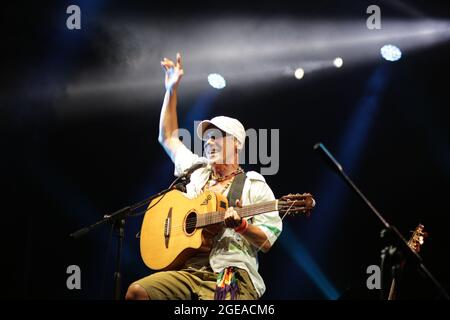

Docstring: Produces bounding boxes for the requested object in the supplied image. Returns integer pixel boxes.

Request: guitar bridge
[164,208,172,248]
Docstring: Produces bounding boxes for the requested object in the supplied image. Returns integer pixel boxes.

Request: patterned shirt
[171,143,282,297]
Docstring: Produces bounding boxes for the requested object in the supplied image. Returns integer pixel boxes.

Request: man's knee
[125,284,150,300]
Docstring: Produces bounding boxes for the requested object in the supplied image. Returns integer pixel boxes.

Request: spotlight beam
[58,17,450,115]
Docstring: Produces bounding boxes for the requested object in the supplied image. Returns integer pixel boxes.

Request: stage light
[64,18,450,111]
[207,73,226,89]
[294,68,305,79]
[380,44,402,61]
[333,57,343,68]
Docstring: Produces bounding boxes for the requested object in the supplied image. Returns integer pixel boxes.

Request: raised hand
[161,52,184,91]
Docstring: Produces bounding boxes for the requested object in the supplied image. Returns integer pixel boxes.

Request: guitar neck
[196,200,278,228]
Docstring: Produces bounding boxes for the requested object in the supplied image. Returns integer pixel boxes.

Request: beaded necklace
[210,167,244,183]
[205,167,244,194]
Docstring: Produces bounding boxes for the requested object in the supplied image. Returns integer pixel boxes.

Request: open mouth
[206,147,220,156]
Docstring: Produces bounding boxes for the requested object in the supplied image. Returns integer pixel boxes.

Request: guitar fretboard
[195,200,278,228]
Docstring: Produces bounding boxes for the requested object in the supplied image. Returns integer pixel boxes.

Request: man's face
[203,126,237,165]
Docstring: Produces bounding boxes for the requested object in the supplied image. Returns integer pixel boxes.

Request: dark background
[2,0,450,299]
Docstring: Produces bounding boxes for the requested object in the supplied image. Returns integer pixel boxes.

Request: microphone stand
[314,142,449,300]
[69,172,191,300]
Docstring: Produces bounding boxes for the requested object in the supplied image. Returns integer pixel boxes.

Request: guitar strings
[131,200,277,218]
[135,202,280,234]
[133,201,304,234]
[134,203,304,233]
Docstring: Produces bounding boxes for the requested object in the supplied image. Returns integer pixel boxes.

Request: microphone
[172,160,209,192]
[313,142,343,174]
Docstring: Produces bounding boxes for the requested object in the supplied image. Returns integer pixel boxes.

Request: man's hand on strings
[224,200,243,228]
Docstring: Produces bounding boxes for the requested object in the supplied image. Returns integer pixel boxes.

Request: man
[125,53,282,300]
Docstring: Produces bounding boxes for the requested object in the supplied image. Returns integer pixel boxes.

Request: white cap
[197,116,246,149]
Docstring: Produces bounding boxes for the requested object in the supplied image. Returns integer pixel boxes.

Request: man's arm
[224,178,283,253]
[158,53,185,160]
[240,222,273,253]
[224,200,274,253]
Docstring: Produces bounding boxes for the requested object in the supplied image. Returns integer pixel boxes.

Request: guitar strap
[226,172,246,208]
[226,172,255,223]
[215,171,248,300]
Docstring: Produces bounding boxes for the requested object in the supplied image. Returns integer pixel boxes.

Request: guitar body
[140,189,228,271]
[139,189,315,271]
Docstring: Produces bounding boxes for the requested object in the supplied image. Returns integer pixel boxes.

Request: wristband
[234,218,248,234]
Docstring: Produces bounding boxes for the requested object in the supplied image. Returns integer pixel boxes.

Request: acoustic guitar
[140,189,315,271]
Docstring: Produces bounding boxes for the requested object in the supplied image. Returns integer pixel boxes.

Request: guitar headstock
[279,193,315,217]
[408,224,428,253]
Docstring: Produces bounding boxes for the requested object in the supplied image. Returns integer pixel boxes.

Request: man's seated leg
[125,283,150,300]
[125,270,200,300]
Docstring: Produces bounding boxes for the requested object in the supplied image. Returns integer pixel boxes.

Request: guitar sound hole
[185,211,197,235]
